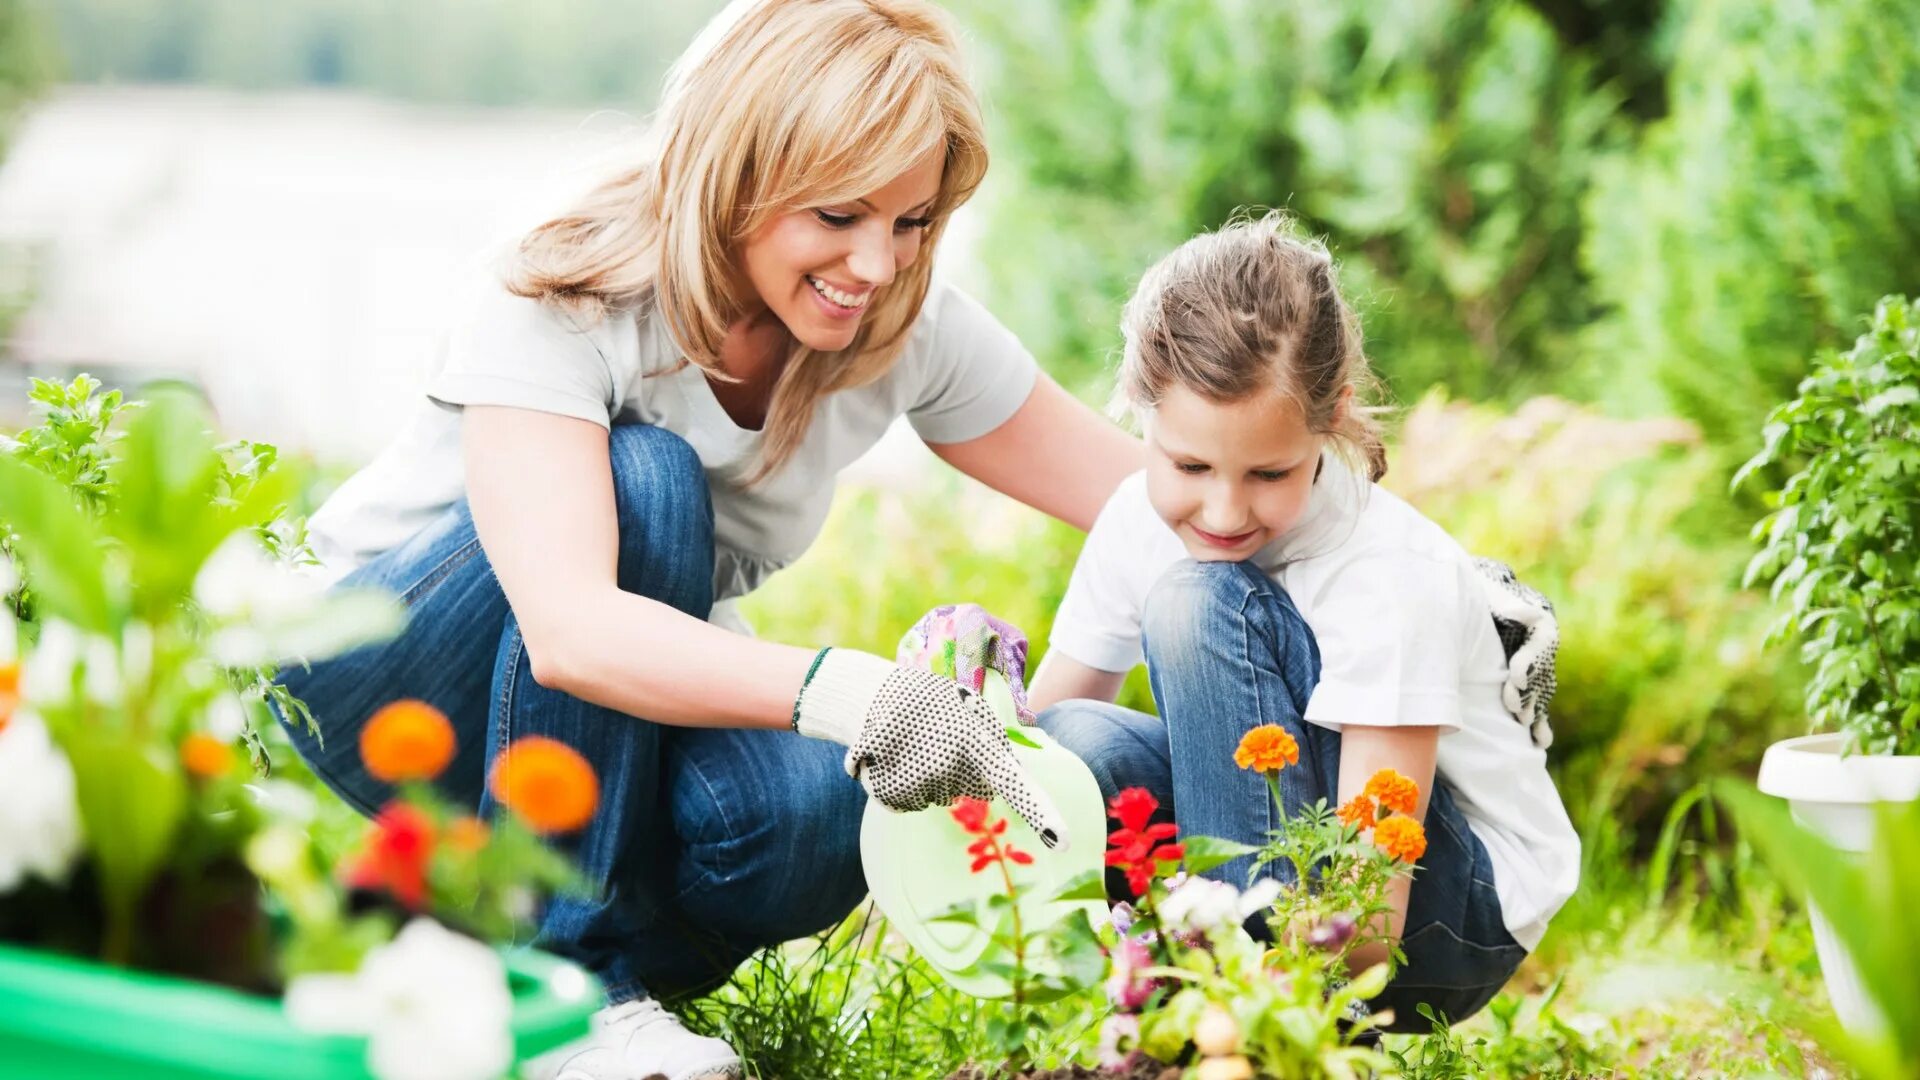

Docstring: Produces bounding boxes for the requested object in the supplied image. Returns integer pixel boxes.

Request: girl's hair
[1117,211,1389,481]
[506,0,988,479]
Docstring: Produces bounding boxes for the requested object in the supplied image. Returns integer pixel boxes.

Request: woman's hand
[793,648,1068,849]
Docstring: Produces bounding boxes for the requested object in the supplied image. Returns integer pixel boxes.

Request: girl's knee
[1142,559,1314,676]
[1037,700,1171,803]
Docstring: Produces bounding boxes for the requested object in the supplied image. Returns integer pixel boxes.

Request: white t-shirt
[307,277,1039,628]
[1048,455,1580,950]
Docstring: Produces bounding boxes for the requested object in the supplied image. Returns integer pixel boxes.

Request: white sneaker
[530,998,742,1080]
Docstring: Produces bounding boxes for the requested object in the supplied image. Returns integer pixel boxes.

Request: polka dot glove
[793,648,1068,850]
[1472,557,1559,750]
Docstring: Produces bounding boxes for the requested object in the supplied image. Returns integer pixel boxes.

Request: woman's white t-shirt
[1048,455,1580,950]
[307,277,1039,628]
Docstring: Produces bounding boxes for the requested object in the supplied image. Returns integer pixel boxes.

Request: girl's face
[1143,382,1329,562]
[737,150,945,353]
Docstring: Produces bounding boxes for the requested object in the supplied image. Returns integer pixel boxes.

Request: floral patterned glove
[895,603,1036,724]
[1472,557,1559,749]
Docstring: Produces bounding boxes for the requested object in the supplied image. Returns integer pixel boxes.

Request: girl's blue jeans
[275,424,869,1004]
[1038,559,1526,1031]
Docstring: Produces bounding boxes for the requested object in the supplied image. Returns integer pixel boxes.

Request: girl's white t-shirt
[1048,455,1580,950]
[307,277,1039,629]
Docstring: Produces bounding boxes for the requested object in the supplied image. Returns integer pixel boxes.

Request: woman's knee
[606,424,715,618]
[668,730,868,942]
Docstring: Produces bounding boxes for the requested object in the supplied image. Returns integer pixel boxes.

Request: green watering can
[858,671,1109,998]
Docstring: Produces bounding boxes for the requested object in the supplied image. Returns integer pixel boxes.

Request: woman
[279,2,1140,1078]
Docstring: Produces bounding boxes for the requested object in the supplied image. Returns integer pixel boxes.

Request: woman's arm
[461,405,813,728]
[1027,651,1127,714]
[928,374,1143,531]
[1335,723,1442,973]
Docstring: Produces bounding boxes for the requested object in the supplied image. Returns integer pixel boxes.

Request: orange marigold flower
[181,732,235,779]
[360,700,456,783]
[1363,769,1420,816]
[446,816,491,854]
[1373,815,1427,863]
[489,736,599,834]
[0,660,19,730]
[1336,794,1376,831]
[1232,725,1300,773]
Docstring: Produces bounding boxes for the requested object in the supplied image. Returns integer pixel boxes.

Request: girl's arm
[928,373,1143,531]
[1335,723,1442,973]
[1027,651,1127,714]
[462,404,813,728]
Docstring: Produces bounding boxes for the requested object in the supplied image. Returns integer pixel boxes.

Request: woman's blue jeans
[276,424,869,1004]
[1038,559,1525,1031]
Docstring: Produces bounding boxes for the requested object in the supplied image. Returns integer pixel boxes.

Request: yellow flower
[1373,815,1428,863]
[1363,768,1420,816]
[489,737,599,834]
[1195,1055,1254,1080]
[1232,725,1299,773]
[360,700,456,783]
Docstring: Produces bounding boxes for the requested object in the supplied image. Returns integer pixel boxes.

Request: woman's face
[738,150,945,352]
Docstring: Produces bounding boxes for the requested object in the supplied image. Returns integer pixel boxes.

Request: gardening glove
[792,647,1068,850]
[895,602,1036,724]
[1472,557,1558,750]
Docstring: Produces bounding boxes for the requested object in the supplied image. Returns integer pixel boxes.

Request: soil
[944,1056,1181,1080]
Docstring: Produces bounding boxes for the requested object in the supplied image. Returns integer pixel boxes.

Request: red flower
[1104,787,1183,897]
[951,797,1034,876]
[345,801,437,909]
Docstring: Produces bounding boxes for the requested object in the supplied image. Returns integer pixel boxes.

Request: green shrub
[1580,0,1920,445]
[953,0,1617,402]
[1736,296,1920,756]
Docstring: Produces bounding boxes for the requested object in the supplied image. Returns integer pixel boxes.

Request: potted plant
[1737,295,1920,1032]
[0,379,599,1078]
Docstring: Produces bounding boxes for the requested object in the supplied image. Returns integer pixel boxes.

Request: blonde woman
[276,1,1140,1078]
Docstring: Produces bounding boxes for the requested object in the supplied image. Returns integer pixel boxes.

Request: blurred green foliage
[37,0,724,107]
[1582,0,1920,445]
[954,0,1622,403]
[955,0,1920,457]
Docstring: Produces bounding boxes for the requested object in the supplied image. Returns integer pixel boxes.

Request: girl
[282,2,1136,1077]
[1029,213,1580,1028]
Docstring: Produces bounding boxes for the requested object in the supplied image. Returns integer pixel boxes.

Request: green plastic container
[0,941,598,1079]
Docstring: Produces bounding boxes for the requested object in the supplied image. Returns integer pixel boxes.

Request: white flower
[1159,875,1284,935]
[22,619,120,706]
[286,918,514,1080]
[195,534,321,624]
[0,711,84,893]
[205,693,250,741]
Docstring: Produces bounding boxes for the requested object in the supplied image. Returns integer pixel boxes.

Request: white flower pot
[1755,732,1920,1033]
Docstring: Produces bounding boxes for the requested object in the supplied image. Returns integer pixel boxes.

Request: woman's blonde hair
[1117,211,1390,480]
[507,0,988,479]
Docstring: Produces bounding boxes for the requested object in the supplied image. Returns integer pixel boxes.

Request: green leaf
[1180,835,1259,875]
[1049,869,1109,902]
[63,731,187,960]
[1005,725,1042,750]
[0,456,117,631]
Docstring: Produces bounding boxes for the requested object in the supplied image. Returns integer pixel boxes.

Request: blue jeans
[276,424,869,1004]
[1038,559,1524,1030]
